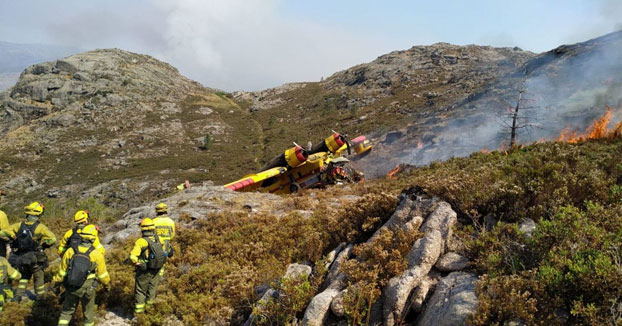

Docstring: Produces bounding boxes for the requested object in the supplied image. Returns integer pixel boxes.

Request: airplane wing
[224,166,288,191]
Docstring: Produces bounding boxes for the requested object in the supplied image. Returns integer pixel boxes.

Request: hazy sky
[1,0,620,91]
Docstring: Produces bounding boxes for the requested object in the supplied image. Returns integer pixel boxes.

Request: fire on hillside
[557,107,622,143]
[385,107,622,179]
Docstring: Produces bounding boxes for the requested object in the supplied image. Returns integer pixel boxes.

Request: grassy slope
[3,137,621,325]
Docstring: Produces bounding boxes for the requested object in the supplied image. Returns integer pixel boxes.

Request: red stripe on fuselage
[226,178,255,191]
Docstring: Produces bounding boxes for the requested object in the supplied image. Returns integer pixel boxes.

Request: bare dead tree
[500,79,540,147]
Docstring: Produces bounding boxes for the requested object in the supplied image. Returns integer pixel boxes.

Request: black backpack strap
[29,220,40,233]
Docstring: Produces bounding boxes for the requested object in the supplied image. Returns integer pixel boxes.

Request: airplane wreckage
[225,132,372,194]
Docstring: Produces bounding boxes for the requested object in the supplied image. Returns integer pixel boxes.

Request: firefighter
[153,203,175,255]
[53,224,110,326]
[0,202,56,300]
[0,209,9,258]
[130,218,167,314]
[58,210,105,257]
[0,255,21,312]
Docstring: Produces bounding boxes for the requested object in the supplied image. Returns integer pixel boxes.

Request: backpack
[68,226,83,251]
[144,235,166,270]
[12,221,40,253]
[65,246,95,289]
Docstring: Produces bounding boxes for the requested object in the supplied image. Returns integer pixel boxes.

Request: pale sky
[1,0,620,91]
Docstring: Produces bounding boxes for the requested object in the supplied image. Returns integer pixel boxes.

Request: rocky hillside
[235,43,534,165]
[0,49,264,211]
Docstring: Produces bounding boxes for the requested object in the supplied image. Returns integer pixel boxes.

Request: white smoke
[42,0,390,91]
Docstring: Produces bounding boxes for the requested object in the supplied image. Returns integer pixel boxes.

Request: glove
[137,262,147,271]
[167,247,174,258]
[42,242,53,249]
[103,284,111,292]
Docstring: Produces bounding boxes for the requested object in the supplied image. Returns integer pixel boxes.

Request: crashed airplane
[224,133,372,194]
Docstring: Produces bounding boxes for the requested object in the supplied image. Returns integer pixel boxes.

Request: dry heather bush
[341,228,421,324]
[89,192,398,325]
[252,266,327,326]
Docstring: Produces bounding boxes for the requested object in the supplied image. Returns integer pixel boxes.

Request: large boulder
[416,272,478,326]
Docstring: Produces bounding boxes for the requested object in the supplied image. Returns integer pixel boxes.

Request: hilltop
[0,49,264,210]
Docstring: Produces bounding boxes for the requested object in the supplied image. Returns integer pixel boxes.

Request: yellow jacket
[0,210,9,230]
[0,256,21,285]
[0,211,9,241]
[153,215,176,246]
[53,244,110,285]
[58,226,105,257]
[129,235,157,265]
[1,219,56,247]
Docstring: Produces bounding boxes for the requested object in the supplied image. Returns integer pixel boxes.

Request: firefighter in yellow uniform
[152,203,175,298]
[53,224,110,326]
[0,210,9,257]
[130,218,167,314]
[0,256,21,312]
[0,202,56,300]
[58,210,105,257]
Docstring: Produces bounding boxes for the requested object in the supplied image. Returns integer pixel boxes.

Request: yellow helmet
[155,203,168,214]
[79,224,98,241]
[74,210,89,224]
[139,218,155,231]
[24,201,45,216]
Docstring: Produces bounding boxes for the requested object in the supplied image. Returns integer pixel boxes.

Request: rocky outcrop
[416,272,478,326]
[295,191,469,326]
[383,198,457,326]
[292,188,476,326]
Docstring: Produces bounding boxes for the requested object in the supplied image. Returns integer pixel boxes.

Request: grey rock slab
[302,288,341,326]
[416,272,478,326]
[383,230,443,326]
[435,252,469,272]
[284,263,312,279]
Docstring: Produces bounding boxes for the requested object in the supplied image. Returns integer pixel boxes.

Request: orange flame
[417,141,423,149]
[480,148,490,154]
[557,107,621,143]
[387,164,404,179]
